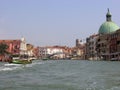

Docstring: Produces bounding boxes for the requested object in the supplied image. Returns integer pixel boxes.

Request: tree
[0,43,9,55]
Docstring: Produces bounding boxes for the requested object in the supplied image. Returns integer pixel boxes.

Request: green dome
[98,9,120,34]
[99,21,119,34]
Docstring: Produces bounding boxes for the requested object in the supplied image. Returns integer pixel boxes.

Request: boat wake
[4,63,22,67]
[25,60,45,67]
[0,63,23,71]
[0,67,19,71]
[0,60,45,71]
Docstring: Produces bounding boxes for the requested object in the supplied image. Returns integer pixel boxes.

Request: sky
[0,0,120,47]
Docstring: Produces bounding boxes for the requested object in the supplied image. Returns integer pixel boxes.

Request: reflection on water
[0,60,120,90]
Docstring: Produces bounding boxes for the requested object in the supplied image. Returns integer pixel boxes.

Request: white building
[39,46,65,59]
[20,37,27,55]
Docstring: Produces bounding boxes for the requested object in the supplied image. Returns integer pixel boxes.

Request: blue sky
[0,0,120,47]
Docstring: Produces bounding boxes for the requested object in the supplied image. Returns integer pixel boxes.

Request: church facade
[96,9,120,60]
[85,9,120,60]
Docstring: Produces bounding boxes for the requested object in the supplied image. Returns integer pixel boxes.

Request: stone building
[116,30,120,54]
[96,34,109,60]
[86,34,98,60]
[108,29,120,60]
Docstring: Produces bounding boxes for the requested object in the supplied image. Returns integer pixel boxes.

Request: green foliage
[0,43,9,55]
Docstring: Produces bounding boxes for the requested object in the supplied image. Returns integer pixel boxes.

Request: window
[117,41,120,45]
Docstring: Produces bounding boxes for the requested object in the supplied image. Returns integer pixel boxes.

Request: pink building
[0,40,21,55]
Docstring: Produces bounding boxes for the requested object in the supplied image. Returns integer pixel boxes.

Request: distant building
[39,46,64,59]
[71,39,85,60]
[33,47,39,59]
[39,47,47,59]
[76,39,80,47]
[39,46,71,59]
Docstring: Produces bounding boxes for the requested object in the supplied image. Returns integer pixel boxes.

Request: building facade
[20,37,27,55]
[96,34,109,60]
[0,40,21,55]
[39,46,65,59]
[85,34,98,60]
[70,39,85,60]
[108,29,120,60]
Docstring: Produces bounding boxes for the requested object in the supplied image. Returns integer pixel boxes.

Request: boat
[9,59,32,64]
[42,58,49,60]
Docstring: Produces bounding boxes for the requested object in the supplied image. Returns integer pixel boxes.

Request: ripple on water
[1,60,120,90]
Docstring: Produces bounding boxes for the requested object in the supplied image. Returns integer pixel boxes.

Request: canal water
[0,60,120,90]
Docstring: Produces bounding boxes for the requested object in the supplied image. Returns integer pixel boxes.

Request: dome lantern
[106,8,112,21]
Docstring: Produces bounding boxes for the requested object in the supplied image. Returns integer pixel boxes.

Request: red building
[109,29,120,60]
[0,40,21,55]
